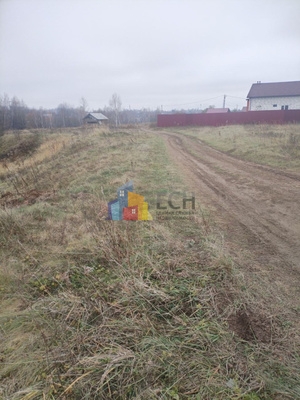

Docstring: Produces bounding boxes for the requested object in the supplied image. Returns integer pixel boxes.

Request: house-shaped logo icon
[108,181,152,221]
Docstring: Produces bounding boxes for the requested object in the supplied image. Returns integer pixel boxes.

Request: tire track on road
[157,130,300,309]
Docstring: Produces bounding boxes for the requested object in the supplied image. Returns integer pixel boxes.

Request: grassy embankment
[167,124,300,171]
[0,126,299,399]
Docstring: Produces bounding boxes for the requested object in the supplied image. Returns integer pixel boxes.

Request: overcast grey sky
[0,0,299,111]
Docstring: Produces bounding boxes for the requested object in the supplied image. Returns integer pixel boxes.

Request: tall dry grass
[0,126,299,399]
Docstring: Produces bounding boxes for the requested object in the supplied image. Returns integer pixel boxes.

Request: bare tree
[79,97,88,124]
[0,93,11,134]
[109,93,122,126]
[0,92,160,132]
[79,97,88,113]
[10,96,27,130]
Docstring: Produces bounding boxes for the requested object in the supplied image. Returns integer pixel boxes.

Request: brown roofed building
[206,108,230,113]
[246,81,300,111]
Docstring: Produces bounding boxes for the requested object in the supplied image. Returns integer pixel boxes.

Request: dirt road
[160,130,300,311]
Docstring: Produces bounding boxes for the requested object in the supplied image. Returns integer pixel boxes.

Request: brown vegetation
[0,125,299,399]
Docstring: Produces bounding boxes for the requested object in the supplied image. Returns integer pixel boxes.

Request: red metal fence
[157,109,300,127]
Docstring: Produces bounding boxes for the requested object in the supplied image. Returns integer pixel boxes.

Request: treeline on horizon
[0,93,161,134]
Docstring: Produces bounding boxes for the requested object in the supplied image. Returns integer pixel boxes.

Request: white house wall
[249,96,300,111]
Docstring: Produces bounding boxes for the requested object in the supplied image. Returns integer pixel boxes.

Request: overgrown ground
[0,126,299,399]
[166,124,300,171]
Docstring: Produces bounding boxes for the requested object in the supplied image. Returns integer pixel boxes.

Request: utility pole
[223,94,227,108]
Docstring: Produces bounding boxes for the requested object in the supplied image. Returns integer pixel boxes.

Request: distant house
[206,108,230,113]
[83,112,108,124]
[246,81,300,111]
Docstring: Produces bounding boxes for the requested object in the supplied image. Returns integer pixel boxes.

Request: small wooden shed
[83,112,108,124]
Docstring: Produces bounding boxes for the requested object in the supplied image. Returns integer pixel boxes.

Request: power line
[162,94,247,109]
[163,95,223,108]
[226,95,247,100]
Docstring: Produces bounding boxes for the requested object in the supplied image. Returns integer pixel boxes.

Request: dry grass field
[0,125,299,399]
[168,124,300,171]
